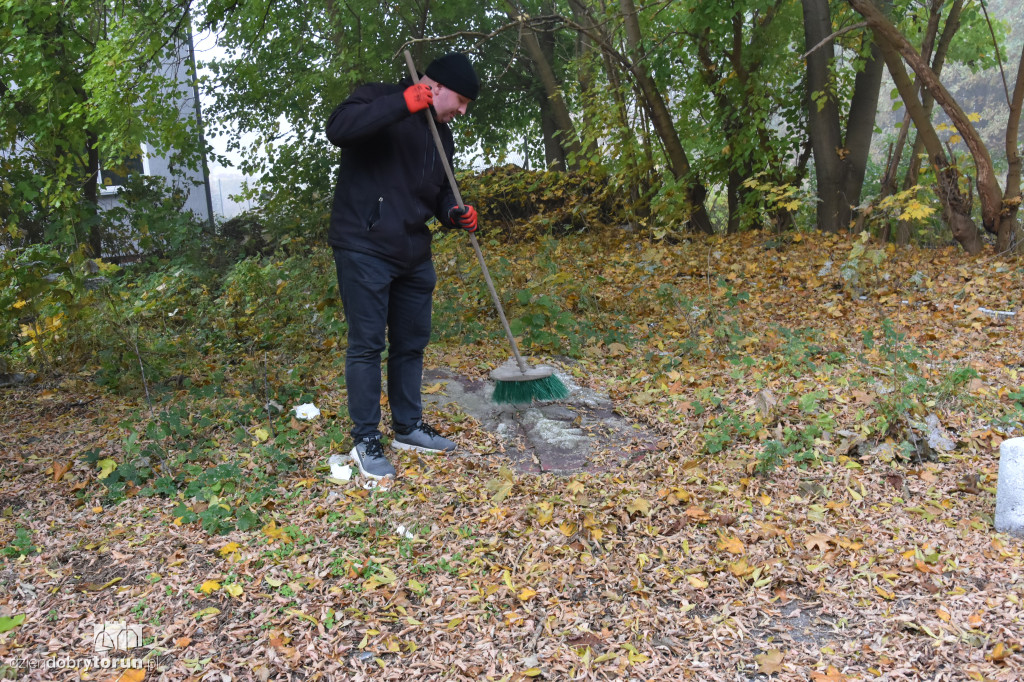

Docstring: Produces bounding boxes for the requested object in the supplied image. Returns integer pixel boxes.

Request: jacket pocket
[366,196,384,231]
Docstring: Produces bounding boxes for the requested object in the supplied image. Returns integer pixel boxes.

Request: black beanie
[425,52,480,101]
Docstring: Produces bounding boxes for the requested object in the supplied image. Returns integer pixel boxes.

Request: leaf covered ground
[1,230,1024,681]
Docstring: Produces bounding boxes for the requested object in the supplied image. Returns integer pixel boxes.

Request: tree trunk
[538,97,567,171]
[997,47,1024,253]
[900,0,963,192]
[619,0,714,234]
[849,0,1002,237]
[84,131,103,257]
[873,28,981,253]
[514,7,582,171]
[842,39,885,220]
[880,0,944,200]
[802,0,882,233]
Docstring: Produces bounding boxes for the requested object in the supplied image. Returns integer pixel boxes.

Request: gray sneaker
[393,421,456,453]
[349,436,396,480]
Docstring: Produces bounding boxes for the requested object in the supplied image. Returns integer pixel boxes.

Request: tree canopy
[2,0,1022,252]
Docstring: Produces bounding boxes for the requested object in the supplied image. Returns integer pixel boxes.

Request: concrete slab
[421,366,664,474]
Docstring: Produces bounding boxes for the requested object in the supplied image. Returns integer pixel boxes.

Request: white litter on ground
[294,403,321,420]
[327,454,352,481]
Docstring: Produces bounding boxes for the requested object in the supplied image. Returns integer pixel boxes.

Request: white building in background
[98,25,214,235]
[209,172,255,220]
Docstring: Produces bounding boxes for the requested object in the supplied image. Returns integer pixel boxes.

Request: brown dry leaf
[804,533,833,552]
[810,666,847,681]
[684,506,709,521]
[52,460,72,482]
[755,649,785,674]
[174,637,192,648]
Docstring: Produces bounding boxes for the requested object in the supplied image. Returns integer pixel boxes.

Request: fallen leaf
[219,542,242,557]
[804,533,833,552]
[96,458,117,480]
[988,642,1011,662]
[755,649,785,674]
[53,460,72,482]
[0,614,25,633]
[718,535,745,555]
[200,580,221,595]
[687,574,708,589]
[626,498,651,516]
[518,587,537,601]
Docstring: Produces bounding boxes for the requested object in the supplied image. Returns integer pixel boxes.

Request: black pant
[333,248,436,441]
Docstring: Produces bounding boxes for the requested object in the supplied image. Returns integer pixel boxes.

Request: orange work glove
[448,205,478,232]
[403,83,433,113]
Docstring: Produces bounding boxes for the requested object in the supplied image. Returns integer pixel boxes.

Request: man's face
[431,84,471,123]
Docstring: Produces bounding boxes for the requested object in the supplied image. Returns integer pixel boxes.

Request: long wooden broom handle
[403,50,529,375]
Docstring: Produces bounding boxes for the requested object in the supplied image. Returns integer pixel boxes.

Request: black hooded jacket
[325,79,458,268]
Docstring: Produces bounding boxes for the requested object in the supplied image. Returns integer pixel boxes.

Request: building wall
[98,30,213,226]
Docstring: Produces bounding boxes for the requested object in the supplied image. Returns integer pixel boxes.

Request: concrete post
[995,437,1024,538]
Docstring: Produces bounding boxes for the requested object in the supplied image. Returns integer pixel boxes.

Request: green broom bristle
[492,374,570,404]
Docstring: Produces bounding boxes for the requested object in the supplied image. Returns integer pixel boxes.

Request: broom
[403,50,569,404]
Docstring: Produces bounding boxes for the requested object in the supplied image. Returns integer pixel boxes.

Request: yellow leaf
[224,583,244,598]
[262,521,292,543]
[874,585,895,601]
[115,669,146,682]
[626,498,651,516]
[718,535,745,555]
[687,575,708,589]
[96,458,118,480]
[518,587,537,601]
[200,580,221,595]
[423,382,447,394]
[559,521,578,537]
[219,542,242,557]
[193,607,220,619]
[254,427,269,443]
[11,300,28,310]
[729,558,753,577]
[988,642,1010,662]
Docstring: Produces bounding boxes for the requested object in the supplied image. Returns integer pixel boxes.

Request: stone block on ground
[995,437,1024,538]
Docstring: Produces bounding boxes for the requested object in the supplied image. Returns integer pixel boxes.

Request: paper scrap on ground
[294,403,320,420]
[328,455,352,481]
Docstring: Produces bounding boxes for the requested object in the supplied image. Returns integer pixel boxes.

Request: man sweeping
[325,52,481,481]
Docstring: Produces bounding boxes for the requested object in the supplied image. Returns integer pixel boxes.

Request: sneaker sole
[349,450,396,480]
[392,440,456,454]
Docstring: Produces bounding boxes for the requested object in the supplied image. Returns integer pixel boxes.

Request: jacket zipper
[368,196,383,230]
